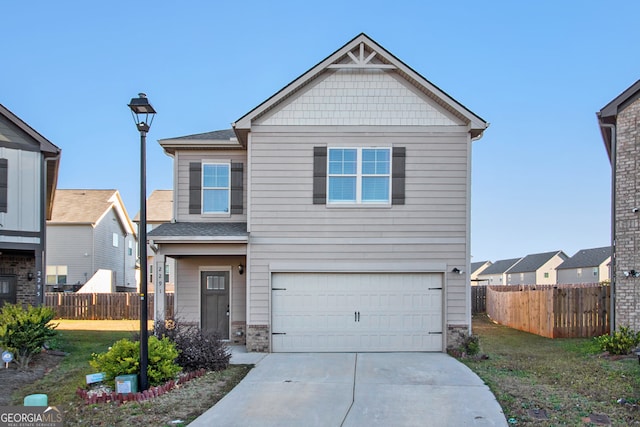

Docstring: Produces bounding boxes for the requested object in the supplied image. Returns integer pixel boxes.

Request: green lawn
[13,330,131,405]
[465,315,640,425]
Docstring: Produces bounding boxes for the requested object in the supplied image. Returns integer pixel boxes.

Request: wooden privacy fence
[45,292,174,320]
[486,284,609,338]
[471,285,487,314]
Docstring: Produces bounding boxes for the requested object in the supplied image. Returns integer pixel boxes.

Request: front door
[201,271,230,339]
[0,275,17,307]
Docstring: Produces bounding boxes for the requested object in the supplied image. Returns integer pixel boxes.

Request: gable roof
[597,79,640,161]
[158,129,240,154]
[479,258,522,275]
[506,250,567,274]
[49,189,135,236]
[557,246,611,270]
[0,103,61,220]
[233,33,488,145]
[471,261,491,274]
[134,189,173,223]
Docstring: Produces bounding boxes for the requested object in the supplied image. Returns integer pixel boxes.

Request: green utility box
[24,394,48,406]
[115,374,138,394]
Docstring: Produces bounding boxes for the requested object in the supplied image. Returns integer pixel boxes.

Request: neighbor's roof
[471,261,491,274]
[597,79,640,161]
[506,250,567,274]
[479,258,522,275]
[233,33,488,145]
[49,189,135,236]
[148,222,248,240]
[557,246,611,270]
[134,190,173,223]
[158,129,241,154]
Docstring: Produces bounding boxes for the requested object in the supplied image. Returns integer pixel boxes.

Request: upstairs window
[202,163,230,214]
[327,148,391,204]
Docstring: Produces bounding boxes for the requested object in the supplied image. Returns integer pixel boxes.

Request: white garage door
[271,272,443,352]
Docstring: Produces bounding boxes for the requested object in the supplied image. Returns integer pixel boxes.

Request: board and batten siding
[0,147,41,243]
[247,126,470,326]
[174,150,247,222]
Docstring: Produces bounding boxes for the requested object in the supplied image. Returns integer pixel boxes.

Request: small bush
[462,334,481,356]
[90,336,182,387]
[595,326,640,355]
[154,318,231,372]
[0,303,58,369]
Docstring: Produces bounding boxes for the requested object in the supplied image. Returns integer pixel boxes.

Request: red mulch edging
[76,368,207,405]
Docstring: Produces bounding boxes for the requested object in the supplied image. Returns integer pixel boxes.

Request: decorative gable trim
[233,33,487,142]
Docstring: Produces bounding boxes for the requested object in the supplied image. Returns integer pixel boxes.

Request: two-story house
[556,246,611,285]
[598,80,640,331]
[149,34,488,352]
[0,104,60,306]
[134,189,175,292]
[505,250,567,285]
[475,258,522,286]
[46,189,137,292]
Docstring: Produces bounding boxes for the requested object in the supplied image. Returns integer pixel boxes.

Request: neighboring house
[476,258,522,286]
[149,33,488,352]
[133,189,175,292]
[598,80,640,331]
[505,250,567,285]
[46,189,137,292]
[0,104,60,307]
[470,261,492,284]
[556,246,611,285]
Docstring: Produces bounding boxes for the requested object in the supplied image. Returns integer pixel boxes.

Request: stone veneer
[246,325,270,352]
[446,324,470,351]
[614,97,640,330]
[231,321,246,345]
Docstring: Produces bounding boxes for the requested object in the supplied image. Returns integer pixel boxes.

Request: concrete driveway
[190,353,507,427]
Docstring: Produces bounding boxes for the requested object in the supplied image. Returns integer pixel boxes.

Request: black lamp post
[128,93,156,391]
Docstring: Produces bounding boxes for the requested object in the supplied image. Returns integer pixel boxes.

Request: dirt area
[0,351,65,405]
[54,319,153,331]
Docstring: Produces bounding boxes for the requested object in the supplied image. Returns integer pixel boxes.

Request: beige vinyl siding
[247,126,469,325]
[174,150,247,222]
[174,256,246,327]
[46,225,93,284]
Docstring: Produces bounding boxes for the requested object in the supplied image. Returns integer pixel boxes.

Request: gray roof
[557,246,611,270]
[506,251,567,274]
[479,258,522,275]
[148,222,247,237]
[163,129,236,141]
[471,261,490,274]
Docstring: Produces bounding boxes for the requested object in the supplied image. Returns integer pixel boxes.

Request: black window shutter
[230,162,243,214]
[0,159,7,213]
[392,147,405,205]
[313,147,327,204]
[188,162,201,214]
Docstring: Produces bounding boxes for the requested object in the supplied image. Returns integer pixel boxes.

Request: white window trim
[201,162,231,215]
[327,147,392,205]
[112,233,118,247]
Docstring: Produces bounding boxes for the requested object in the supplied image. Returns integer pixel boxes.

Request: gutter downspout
[601,122,616,334]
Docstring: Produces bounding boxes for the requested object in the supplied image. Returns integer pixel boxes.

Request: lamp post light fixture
[128,93,156,391]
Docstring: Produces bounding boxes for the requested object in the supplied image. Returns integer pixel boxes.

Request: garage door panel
[272,273,443,352]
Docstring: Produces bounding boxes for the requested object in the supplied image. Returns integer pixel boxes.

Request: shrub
[0,303,58,369]
[90,336,182,387]
[595,326,640,355]
[154,318,231,372]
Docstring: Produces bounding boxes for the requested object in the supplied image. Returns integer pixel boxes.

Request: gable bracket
[329,42,396,70]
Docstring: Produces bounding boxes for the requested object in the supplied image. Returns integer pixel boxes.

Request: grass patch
[10,330,251,426]
[464,315,640,425]
[12,330,131,405]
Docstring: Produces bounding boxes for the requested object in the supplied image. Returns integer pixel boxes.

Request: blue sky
[2,1,637,262]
